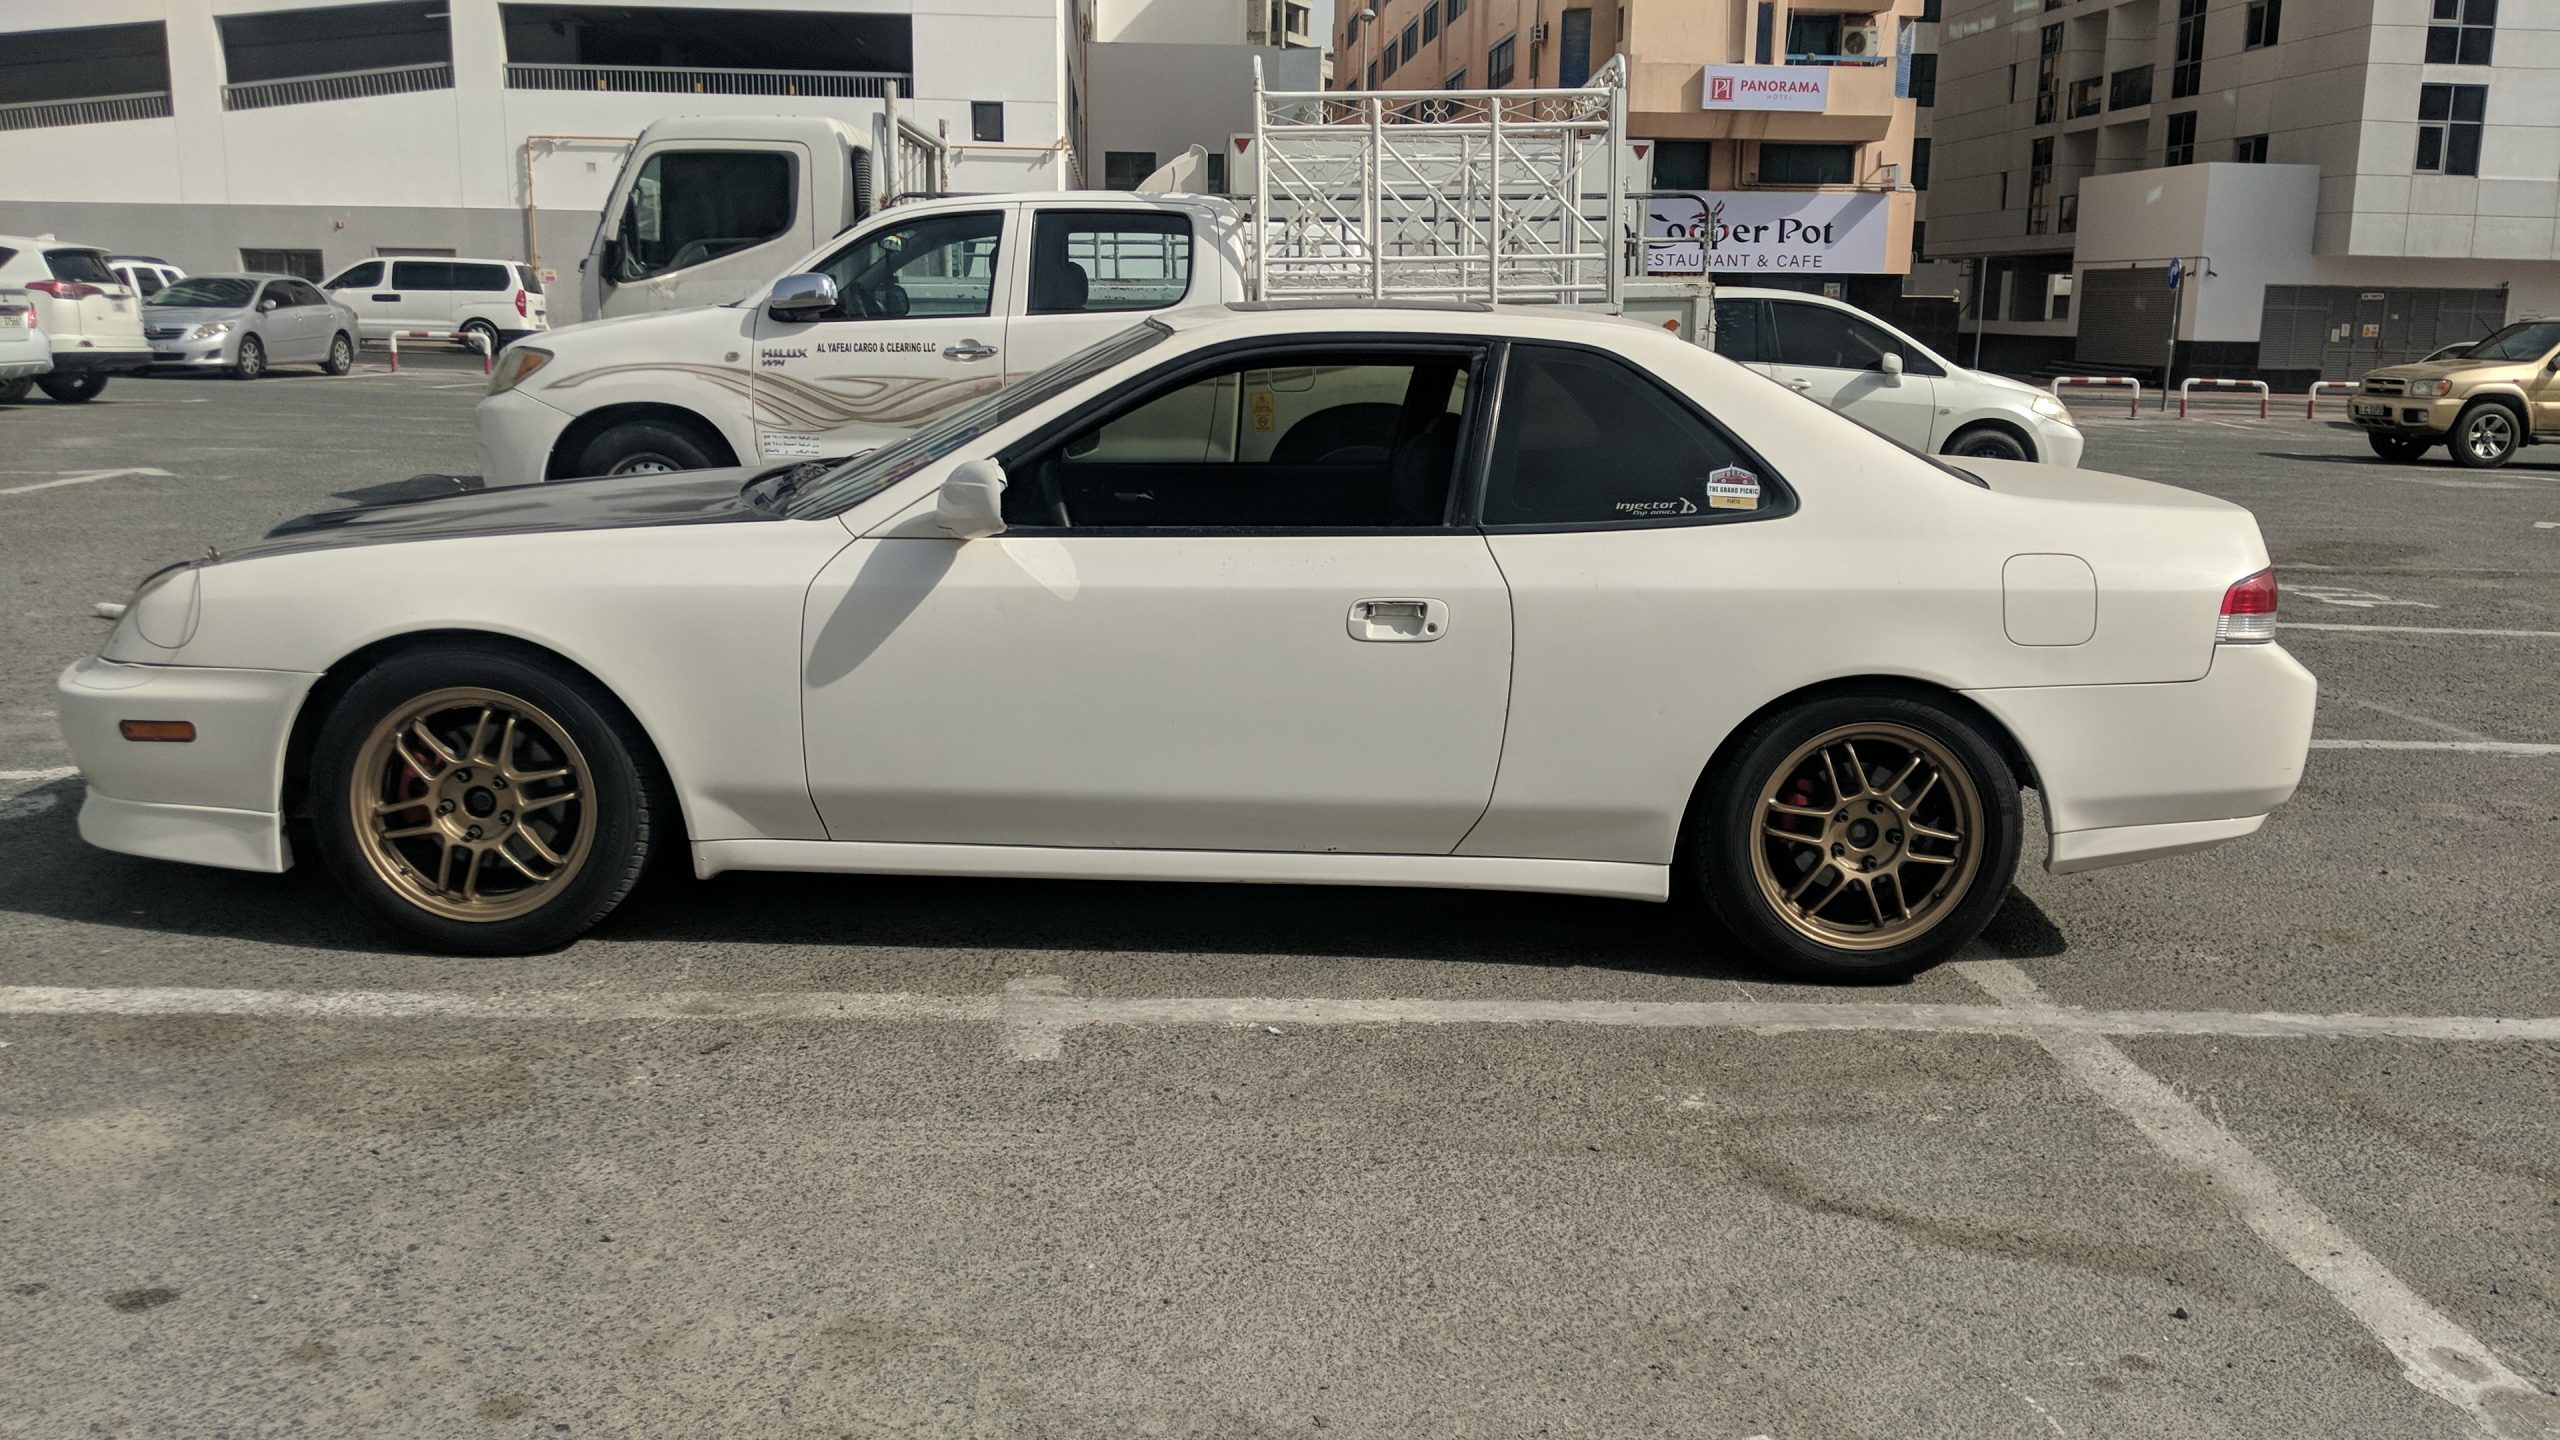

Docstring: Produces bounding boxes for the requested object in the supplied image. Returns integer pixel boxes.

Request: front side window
[1029,211,1191,315]
[615,149,794,283]
[1711,298,1768,363]
[1011,351,1478,530]
[1770,302,1942,376]
[1482,345,1781,528]
[2427,0,2496,64]
[2418,83,2486,175]
[2460,320,2560,362]
[328,260,383,290]
[813,211,1002,320]
[285,279,327,307]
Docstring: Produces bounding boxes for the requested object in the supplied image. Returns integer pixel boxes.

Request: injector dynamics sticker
[1613,496,1698,517]
[760,431,826,458]
[1707,465,1761,510]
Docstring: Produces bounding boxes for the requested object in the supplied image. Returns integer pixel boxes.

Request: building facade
[1928,0,2560,382]
[1329,0,1933,317]
[1087,0,1321,193]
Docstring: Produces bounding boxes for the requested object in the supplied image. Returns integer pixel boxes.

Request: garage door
[2259,286,2509,379]
[2074,267,2175,370]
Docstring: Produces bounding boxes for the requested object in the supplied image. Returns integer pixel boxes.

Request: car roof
[0,235,106,252]
[168,272,297,283]
[109,255,175,265]
[881,191,1237,221]
[362,256,531,266]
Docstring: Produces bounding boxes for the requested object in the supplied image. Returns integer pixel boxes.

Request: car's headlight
[102,561,202,659]
[487,346,554,396]
[2416,379,2455,397]
[2030,393,2073,423]
[189,321,233,340]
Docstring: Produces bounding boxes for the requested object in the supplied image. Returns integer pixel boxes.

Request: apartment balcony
[0,91,172,132]
[223,63,453,112]
[505,63,910,100]
[1633,58,1902,142]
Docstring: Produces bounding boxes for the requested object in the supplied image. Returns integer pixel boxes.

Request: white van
[0,234,153,402]
[321,257,549,351]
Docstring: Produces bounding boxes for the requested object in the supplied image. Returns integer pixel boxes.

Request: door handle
[373,293,400,302]
[1788,378,1813,392]
[1348,598,1446,642]
[944,341,998,361]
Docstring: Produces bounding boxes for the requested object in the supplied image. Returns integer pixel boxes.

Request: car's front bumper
[2348,393,2461,438]
[1964,642,2318,874]
[56,654,318,873]
[477,386,575,488]
[148,337,239,369]
[2032,415,2086,469]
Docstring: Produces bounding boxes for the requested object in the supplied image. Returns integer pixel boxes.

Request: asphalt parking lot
[2,364,2556,1438]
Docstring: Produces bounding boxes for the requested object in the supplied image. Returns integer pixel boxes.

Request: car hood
[2364,357,2514,382]
[221,466,773,563]
[1963,368,2054,402]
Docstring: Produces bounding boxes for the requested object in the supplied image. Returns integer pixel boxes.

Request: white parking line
[0,767,77,784]
[2282,623,2560,639]
[1957,960,2560,1440]
[2312,738,2560,757]
[0,467,173,498]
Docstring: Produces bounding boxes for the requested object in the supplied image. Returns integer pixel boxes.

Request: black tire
[1690,690,2022,983]
[35,371,108,402]
[322,331,355,376]
[1946,426,2030,462]
[2366,433,2431,463]
[308,645,660,954]
[231,335,266,381]
[2449,401,2520,469]
[459,319,501,357]
[0,376,32,403]
[570,418,723,478]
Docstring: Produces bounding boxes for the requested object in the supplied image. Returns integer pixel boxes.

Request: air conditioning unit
[1530,21,1549,43]
[1842,23,1882,59]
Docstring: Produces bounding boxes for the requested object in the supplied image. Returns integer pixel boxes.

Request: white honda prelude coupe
[58,303,2317,980]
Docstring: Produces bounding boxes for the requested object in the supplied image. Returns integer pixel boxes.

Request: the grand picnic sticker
[1706,466,1761,510]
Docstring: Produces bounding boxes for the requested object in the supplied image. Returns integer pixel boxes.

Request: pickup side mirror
[1880,352,1905,384]
[767,272,839,321]
[936,458,1008,540]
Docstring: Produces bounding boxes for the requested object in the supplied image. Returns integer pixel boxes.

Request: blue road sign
[2167,257,2185,290]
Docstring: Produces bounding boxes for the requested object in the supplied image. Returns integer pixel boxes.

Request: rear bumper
[477,387,575,488]
[56,654,315,874]
[0,356,50,378]
[1964,643,2317,874]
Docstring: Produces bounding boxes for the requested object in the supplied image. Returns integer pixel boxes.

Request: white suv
[1711,288,2084,467]
[321,256,550,352]
[0,234,153,402]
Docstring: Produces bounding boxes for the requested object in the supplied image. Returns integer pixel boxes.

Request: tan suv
[2353,318,2560,468]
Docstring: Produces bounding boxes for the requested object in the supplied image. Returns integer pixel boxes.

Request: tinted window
[451,262,512,291]
[46,249,117,284]
[1770,302,1940,375]
[1482,345,1776,527]
[393,260,456,290]
[814,211,1001,320]
[1712,298,1768,363]
[151,277,257,307]
[283,279,327,306]
[328,260,383,290]
[516,263,544,295]
[616,149,793,282]
[2463,320,2560,362]
[122,265,167,297]
[1029,211,1191,315]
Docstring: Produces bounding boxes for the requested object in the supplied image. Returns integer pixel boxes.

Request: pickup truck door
[745,205,1016,464]
[1001,205,1204,380]
[592,142,817,320]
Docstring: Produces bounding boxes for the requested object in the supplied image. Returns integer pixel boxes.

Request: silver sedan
[144,273,358,379]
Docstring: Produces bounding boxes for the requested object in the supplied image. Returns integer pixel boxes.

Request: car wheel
[460,319,500,357]
[2450,402,2520,469]
[310,646,659,954]
[322,331,356,376]
[231,335,266,381]
[35,371,108,402]
[1946,426,2030,462]
[571,419,722,478]
[2366,433,2431,463]
[1692,692,2022,983]
[0,377,32,403]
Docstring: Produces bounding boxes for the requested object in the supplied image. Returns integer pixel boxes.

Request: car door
[746,206,1014,463]
[385,260,454,336]
[323,260,384,337]
[798,340,1513,855]
[1764,298,1941,449]
[270,280,325,359]
[2533,338,2560,437]
[1002,206,1199,380]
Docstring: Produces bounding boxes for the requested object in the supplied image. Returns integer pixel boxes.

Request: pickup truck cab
[483,192,1237,485]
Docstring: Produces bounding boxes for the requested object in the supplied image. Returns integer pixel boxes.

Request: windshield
[2460,320,2560,362]
[151,277,258,308]
[783,321,1173,519]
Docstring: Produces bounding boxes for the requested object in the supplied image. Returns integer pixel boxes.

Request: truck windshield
[2459,320,2560,362]
[783,321,1172,519]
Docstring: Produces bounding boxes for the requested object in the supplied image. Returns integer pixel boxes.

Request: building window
[2417,83,2486,175]
[1558,9,1592,87]
[1754,2,1775,64]
[1206,151,1227,193]
[1654,139,1710,189]
[1908,51,1936,107]
[1909,137,1931,191]
[1366,60,1378,89]
[1103,151,1157,190]
[1998,171,2009,209]
[1381,35,1398,78]
[1786,11,1840,61]
[1445,68,1466,89]
[2244,0,2282,48]
[2058,193,2078,233]
[1758,142,1855,186]
[1446,0,1466,17]
[2233,133,2268,163]
[2172,0,2204,99]
[1401,21,1417,62]
[241,247,324,281]
[970,101,1002,142]
[1910,219,1926,261]
[2026,135,2053,233]
[1487,33,1515,87]
[2165,110,2197,165]
[2034,23,2061,125]
[1423,2,1439,42]
[2427,0,2495,65]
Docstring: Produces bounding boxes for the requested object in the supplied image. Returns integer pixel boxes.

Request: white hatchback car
[320,256,550,352]
[1712,288,2085,466]
[0,234,152,402]
[58,303,2313,980]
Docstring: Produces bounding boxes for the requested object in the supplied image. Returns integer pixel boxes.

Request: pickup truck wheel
[572,419,721,478]
[2451,402,2520,469]
[2366,433,2430,463]
[36,372,108,402]
[1946,425,2029,462]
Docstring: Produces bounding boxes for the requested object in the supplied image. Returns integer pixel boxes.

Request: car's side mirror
[1881,352,1905,384]
[767,273,839,321]
[936,458,1008,541]
[258,297,281,312]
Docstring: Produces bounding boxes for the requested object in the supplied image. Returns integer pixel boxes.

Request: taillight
[26,280,102,300]
[514,288,528,317]
[2217,567,2278,644]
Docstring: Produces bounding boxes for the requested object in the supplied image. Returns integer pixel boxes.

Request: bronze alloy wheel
[1749,722,1985,952]
[349,686,597,922]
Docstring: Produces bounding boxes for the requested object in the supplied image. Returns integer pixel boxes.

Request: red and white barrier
[2179,377,2269,419]
[2307,380,2359,418]
[386,329,492,374]
[2048,375,2143,418]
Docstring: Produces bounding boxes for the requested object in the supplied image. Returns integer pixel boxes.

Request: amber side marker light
[119,720,196,742]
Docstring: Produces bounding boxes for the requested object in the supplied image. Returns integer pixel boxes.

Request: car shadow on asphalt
[0,777,2071,985]
[2260,451,2560,472]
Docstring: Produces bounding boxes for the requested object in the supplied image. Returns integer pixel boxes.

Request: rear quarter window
[47,249,118,285]
[1482,343,1791,528]
[516,264,544,295]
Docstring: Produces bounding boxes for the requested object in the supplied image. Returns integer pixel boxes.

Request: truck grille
[2361,377,2405,396]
